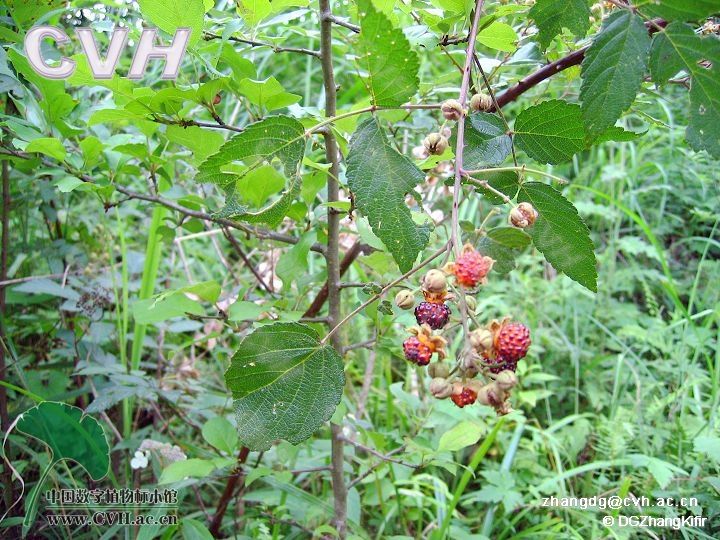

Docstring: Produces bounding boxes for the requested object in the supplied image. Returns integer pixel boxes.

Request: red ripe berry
[452,247,493,288]
[414,302,451,330]
[403,336,432,366]
[451,387,478,408]
[494,322,531,363]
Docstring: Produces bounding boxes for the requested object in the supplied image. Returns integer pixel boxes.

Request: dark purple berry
[414,302,450,330]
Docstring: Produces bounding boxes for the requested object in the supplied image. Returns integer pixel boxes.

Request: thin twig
[204,32,321,57]
[341,438,418,469]
[221,227,275,294]
[326,14,360,33]
[320,243,449,346]
[347,445,409,489]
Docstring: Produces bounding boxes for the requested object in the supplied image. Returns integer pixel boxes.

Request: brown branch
[209,446,250,538]
[319,0,348,536]
[302,241,370,318]
[204,32,321,58]
[492,18,667,111]
[326,15,360,33]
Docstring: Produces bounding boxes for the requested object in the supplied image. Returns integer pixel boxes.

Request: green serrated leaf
[224,323,344,451]
[591,126,646,146]
[514,100,585,164]
[529,0,591,49]
[486,227,532,249]
[166,125,224,164]
[638,0,720,22]
[471,170,520,204]
[195,116,305,221]
[6,0,65,28]
[346,119,431,272]
[649,22,720,157]
[455,113,512,168]
[517,182,597,291]
[238,77,302,111]
[236,0,272,25]
[580,11,650,136]
[437,421,484,452]
[476,22,518,52]
[357,0,420,105]
[137,0,205,46]
[25,137,66,161]
[477,236,517,275]
[202,417,238,454]
[378,300,394,315]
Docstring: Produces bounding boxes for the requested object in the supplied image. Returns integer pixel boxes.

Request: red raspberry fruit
[494,322,530,363]
[451,387,478,408]
[414,302,451,330]
[452,247,493,288]
[403,336,432,366]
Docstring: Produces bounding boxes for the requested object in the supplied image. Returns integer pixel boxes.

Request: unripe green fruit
[428,362,450,378]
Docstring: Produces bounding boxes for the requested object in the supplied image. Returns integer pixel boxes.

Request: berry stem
[463,166,569,185]
[321,243,450,346]
[450,0,486,377]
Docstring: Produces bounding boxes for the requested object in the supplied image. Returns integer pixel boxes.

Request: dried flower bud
[476,384,503,407]
[429,377,453,399]
[466,379,485,394]
[412,145,429,160]
[469,92,493,112]
[428,362,450,379]
[509,202,538,228]
[394,290,415,310]
[441,99,464,121]
[423,133,449,155]
[495,370,518,391]
[469,327,493,353]
[422,269,448,294]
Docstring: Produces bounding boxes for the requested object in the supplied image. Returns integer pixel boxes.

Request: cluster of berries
[394,243,531,415]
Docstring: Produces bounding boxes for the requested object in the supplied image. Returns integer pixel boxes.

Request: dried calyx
[394,289,415,310]
[423,132,449,155]
[509,202,538,228]
[440,99,464,121]
[469,92,492,112]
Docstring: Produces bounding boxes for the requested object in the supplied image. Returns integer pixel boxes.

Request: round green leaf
[16,401,110,480]
[224,322,345,451]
